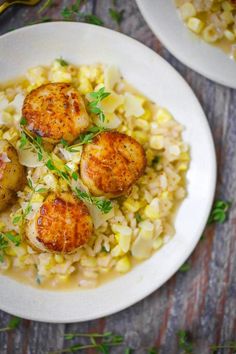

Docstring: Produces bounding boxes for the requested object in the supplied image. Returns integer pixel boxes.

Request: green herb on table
[19,129,112,214]
[210,342,236,353]
[177,330,194,353]
[0,317,21,333]
[38,0,53,14]
[179,262,191,273]
[109,8,124,25]
[208,200,231,224]
[50,331,124,353]
[61,1,103,26]
[88,87,111,122]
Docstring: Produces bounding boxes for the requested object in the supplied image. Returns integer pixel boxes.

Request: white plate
[136,0,236,88]
[0,22,216,323]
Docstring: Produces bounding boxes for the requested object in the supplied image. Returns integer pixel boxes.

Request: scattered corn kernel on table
[0,1,236,353]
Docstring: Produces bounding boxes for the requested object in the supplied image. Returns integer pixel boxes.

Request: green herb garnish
[177,330,193,353]
[61,0,103,26]
[179,262,191,273]
[210,342,236,353]
[208,200,231,224]
[88,87,111,122]
[151,156,160,166]
[38,0,52,14]
[0,317,21,333]
[50,331,123,354]
[109,8,124,25]
[135,213,142,223]
[56,57,69,67]
[0,232,21,262]
[147,348,159,354]
[19,129,112,214]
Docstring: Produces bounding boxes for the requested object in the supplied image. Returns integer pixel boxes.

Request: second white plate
[136,0,236,88]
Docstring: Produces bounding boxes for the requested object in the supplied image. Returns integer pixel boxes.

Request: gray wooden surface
[0,1,236,353]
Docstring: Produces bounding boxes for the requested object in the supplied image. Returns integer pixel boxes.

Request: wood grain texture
[0,0,236,353]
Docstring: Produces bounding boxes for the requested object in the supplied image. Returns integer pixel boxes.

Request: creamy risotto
[175,0,236,59]
[0,60,189,290]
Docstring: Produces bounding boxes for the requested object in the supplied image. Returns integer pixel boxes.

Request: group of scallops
[0,83,147,254]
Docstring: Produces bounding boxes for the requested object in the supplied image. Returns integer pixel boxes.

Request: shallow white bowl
[136,0,236,88]
[0,22,216,323]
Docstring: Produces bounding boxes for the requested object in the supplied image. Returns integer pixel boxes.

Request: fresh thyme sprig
[49,331,124,354]
[38,0,53,14]
[19,127,112,214]
[109,8,125,25]
[0,232,21,262]
[210,342,236,353]
[0,317,21,333]
[208,199,231,224]
[179,262,191,273]
[177,330,194,353]
[61,0,104,26]
[88,87,111,122]
[56,57,69,67]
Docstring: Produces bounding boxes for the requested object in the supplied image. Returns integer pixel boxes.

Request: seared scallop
[22,83,90,143]
[0,140,26,212]
[26,193,93,254]
[80,131,147,198]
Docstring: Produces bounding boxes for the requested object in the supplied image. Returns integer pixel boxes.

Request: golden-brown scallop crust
[34,193,93,253]
[22,83,90,143]
[0,140,26,212]
[80,131,147,198]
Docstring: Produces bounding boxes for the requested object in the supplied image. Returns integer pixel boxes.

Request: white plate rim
[136,0,236,89]
[0,22,217,323]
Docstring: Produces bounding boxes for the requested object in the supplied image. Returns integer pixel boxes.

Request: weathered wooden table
[0,1,236,353]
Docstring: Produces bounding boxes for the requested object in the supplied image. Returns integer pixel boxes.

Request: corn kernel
[144,198,160,221]
[150,135,164,150]
[203,24,220,43]
[132,131,148,144]
[55,255,64,264]
[135,118,150,131]
[155,108,173,123]
[179,2,196,20]
[111,245,124,257]
[30,194,44,203]
[5,247,17,256]
[78,78,93,95]
[118,233,131,253]
[139,220,154,240]
[123,199,141,212]
[153,238,163,250]
[187,17,204,34]
[139,108,152,121]
[224,29,235,41]
[115,256,131,273]
[178,163,188,171]
[220,11,234,25]
[180,152,190,161]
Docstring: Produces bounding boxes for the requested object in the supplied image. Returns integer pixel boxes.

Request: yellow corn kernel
[180,151,190,161]
[59,274,69,281]
[139,220,154,240]
[222,1,234,11]
[55,255,64,264]
[30,194,44,203]
[123,199,141,212]
[161,191,172,200]
[153,238,163,250]
[45,258,55,270]
[111,245,124,257]
[59,178,69,191]
[178,163,188,171]
[78,78,93,95]
[118,233,131,253]
[139,108,152,121]
[115,256,131,273]
[155,108,173,123]
[150,135,164,150]
[144,198,160,221]
[220,11,234,25]
[0,222,5,231]
[132,131,148,144]
[224,29,235,41]
[179,2,196,20]
[3,127,19,142]
[203,24,220,43]
[5,247,17,256]
[135,118,150,131]
[187,17,204,34]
